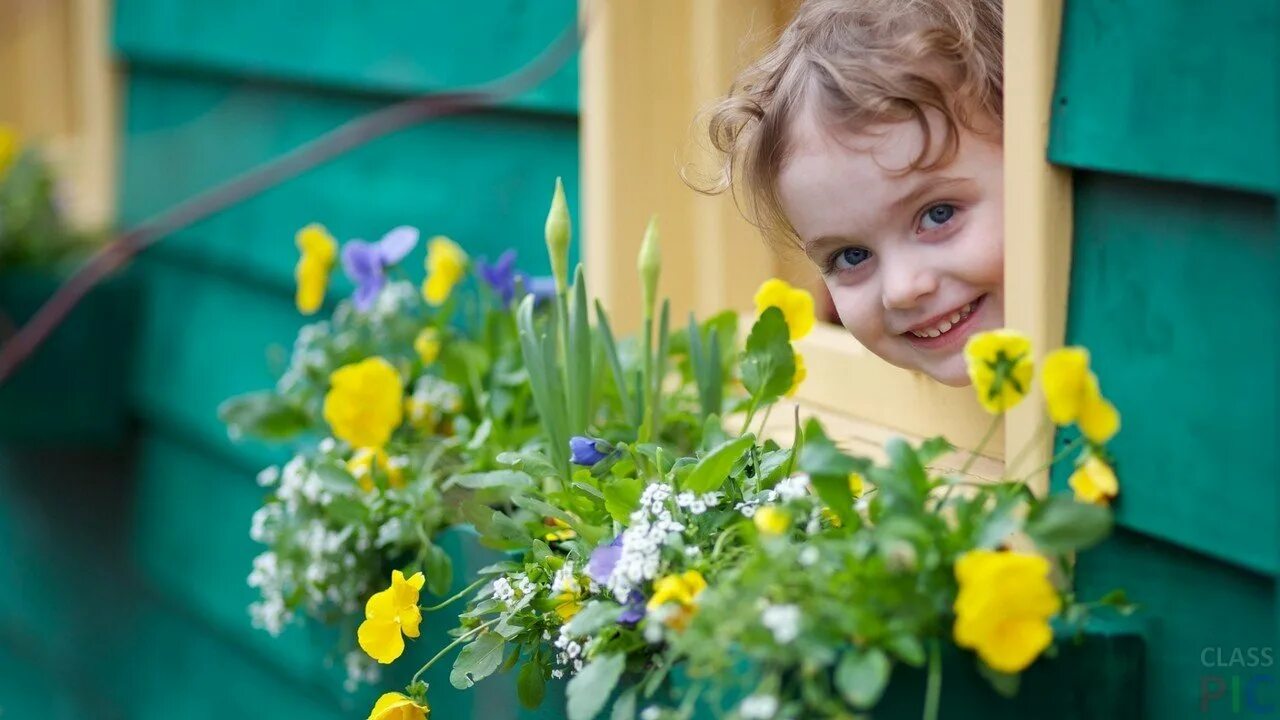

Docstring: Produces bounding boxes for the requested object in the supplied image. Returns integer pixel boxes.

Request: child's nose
[881,261,939,310]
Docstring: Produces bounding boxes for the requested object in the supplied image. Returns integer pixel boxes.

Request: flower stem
[410,619,498,686]
[754,402,775,438]
[420,578,488,613]
[959,416,1001,476]
[923,638,942,720]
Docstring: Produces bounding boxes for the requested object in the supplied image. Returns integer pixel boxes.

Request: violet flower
[341,226,419,311]
[477,249,556,306]
[588,536,645,625]
[569,436,610,466]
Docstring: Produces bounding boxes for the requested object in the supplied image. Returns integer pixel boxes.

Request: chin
[918,356,971,387]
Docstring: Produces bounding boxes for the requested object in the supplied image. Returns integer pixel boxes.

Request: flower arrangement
[225,178,1132,719]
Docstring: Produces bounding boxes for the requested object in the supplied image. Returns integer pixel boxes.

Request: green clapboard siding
[1052,3,1280,718]
[1050,0,1277,194]
[119,70,578,298]
[114,0,579,115]
[1061,173,1278,575]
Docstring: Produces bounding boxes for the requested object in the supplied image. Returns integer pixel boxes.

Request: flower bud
[638,215,661,314]
[545,177,572,294]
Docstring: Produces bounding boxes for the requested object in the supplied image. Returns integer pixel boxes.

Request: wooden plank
[1049,0,1277,194]
[1062,172,1278,574]
[120,70,578,294]
[1004,0,1072,492]
[112,0,580,115]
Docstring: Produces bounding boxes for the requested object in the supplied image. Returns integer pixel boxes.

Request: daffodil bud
[545,177,572,294]
[638,215,661,315]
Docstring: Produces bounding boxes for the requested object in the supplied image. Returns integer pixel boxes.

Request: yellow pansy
[848,471,865,498]
[0,125,20,179]
[368,691,429,720]
[786,350,807,397]
[1069,455,1119,506]
[753,506,791,535]
[554,592,584,621]
[1042,347,1121,444]
[543,517,577,542]
[422,236,468,306]
[964,330,1034,414]
[358,570,425,664]
[648,570,707,630]
[754,278,815,341]
[953,550,1061,674]
[324,357,404,449]
[347,447,405,492]
[294,223,338,315]
[414,327,442,366]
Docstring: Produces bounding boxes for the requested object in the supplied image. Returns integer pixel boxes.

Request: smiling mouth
[901,294,987,346]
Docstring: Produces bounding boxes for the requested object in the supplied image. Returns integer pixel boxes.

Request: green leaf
[604,476,643,524]
[699,414,728,453]
[834,647,891,709]
[917,436,956,465]
[422,542,453,597]
[683,435,755,494]
[885,634,927,667]
[518,660,547,709]
[977,661,1021,698]
[450,631,506,689]
[810,473,857,529]
[885,437,928,493]
[312,461,360,494]
[596,300,638,427]
[324,496,368,525]
[975,490,1024,549]
[1025,495,1113,553]
[740,307,794,403]
[446,470,535,491]
[218,391,310,441]
[567,653,626,720]
[610,687,637,720]
[565,601,624,636]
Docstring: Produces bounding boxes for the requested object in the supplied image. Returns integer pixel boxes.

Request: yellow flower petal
[753,506,791,535]
[1069,456,1119,505]
[1077,394,1120,445]
[0,125,21,179]
[358,617,406,664]
[323,357,404,449]
[848,472,864,498]
[414,327,442,365]
[953,549,1061,674]
[1041,348,1091,425]
[422,236,468,307]
[294,224,337,315]
[754,278,815,340]
[368,691,429,720]
[964,330,1034,414]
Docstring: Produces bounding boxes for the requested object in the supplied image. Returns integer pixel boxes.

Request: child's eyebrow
[886,175,970,216]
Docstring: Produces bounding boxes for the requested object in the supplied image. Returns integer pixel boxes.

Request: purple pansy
[476,250,556,306]
[569,436,611,466]
[341,226,419,311]
[587,536,645,625]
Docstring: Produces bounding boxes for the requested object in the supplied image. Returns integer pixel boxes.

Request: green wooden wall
[1049,2,1278,719]
[108,1,579,717]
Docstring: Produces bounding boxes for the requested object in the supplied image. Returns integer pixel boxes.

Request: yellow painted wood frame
[0,0,118,227]
[581,0,1070,480]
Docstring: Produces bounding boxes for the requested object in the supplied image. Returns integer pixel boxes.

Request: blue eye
[920,203,956,231]
[831,246,871,271]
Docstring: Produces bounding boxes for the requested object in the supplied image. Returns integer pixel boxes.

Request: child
[703,0,1003,387]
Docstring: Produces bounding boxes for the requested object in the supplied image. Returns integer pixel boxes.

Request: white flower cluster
[275,456,329,512]
[552,625,586,676]
[492,573,538,606]
[247,551,292,636]
[249,504,281,544]
[739,694,780,719]
[342,649,382,692]
[551,561,582,596]
[674,490,723,516]
[760,603,802,644]
[607,483,685,602]
[736,473,811,518]
[372,281,416,318]
[276,321,330,394]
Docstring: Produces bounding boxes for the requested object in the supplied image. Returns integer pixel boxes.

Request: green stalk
[410,619,498,686]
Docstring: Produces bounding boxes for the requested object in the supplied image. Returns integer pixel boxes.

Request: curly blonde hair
[697,0,1002,246]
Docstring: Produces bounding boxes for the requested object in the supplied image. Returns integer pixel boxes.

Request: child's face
[777,108,1004,386]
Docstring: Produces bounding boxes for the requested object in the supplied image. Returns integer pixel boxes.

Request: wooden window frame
[581,0,1069,489]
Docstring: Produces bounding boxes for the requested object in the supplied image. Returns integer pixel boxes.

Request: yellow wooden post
[1003,0,1073,492]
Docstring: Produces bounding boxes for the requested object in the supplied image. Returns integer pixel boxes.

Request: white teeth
[909,299,979,339]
